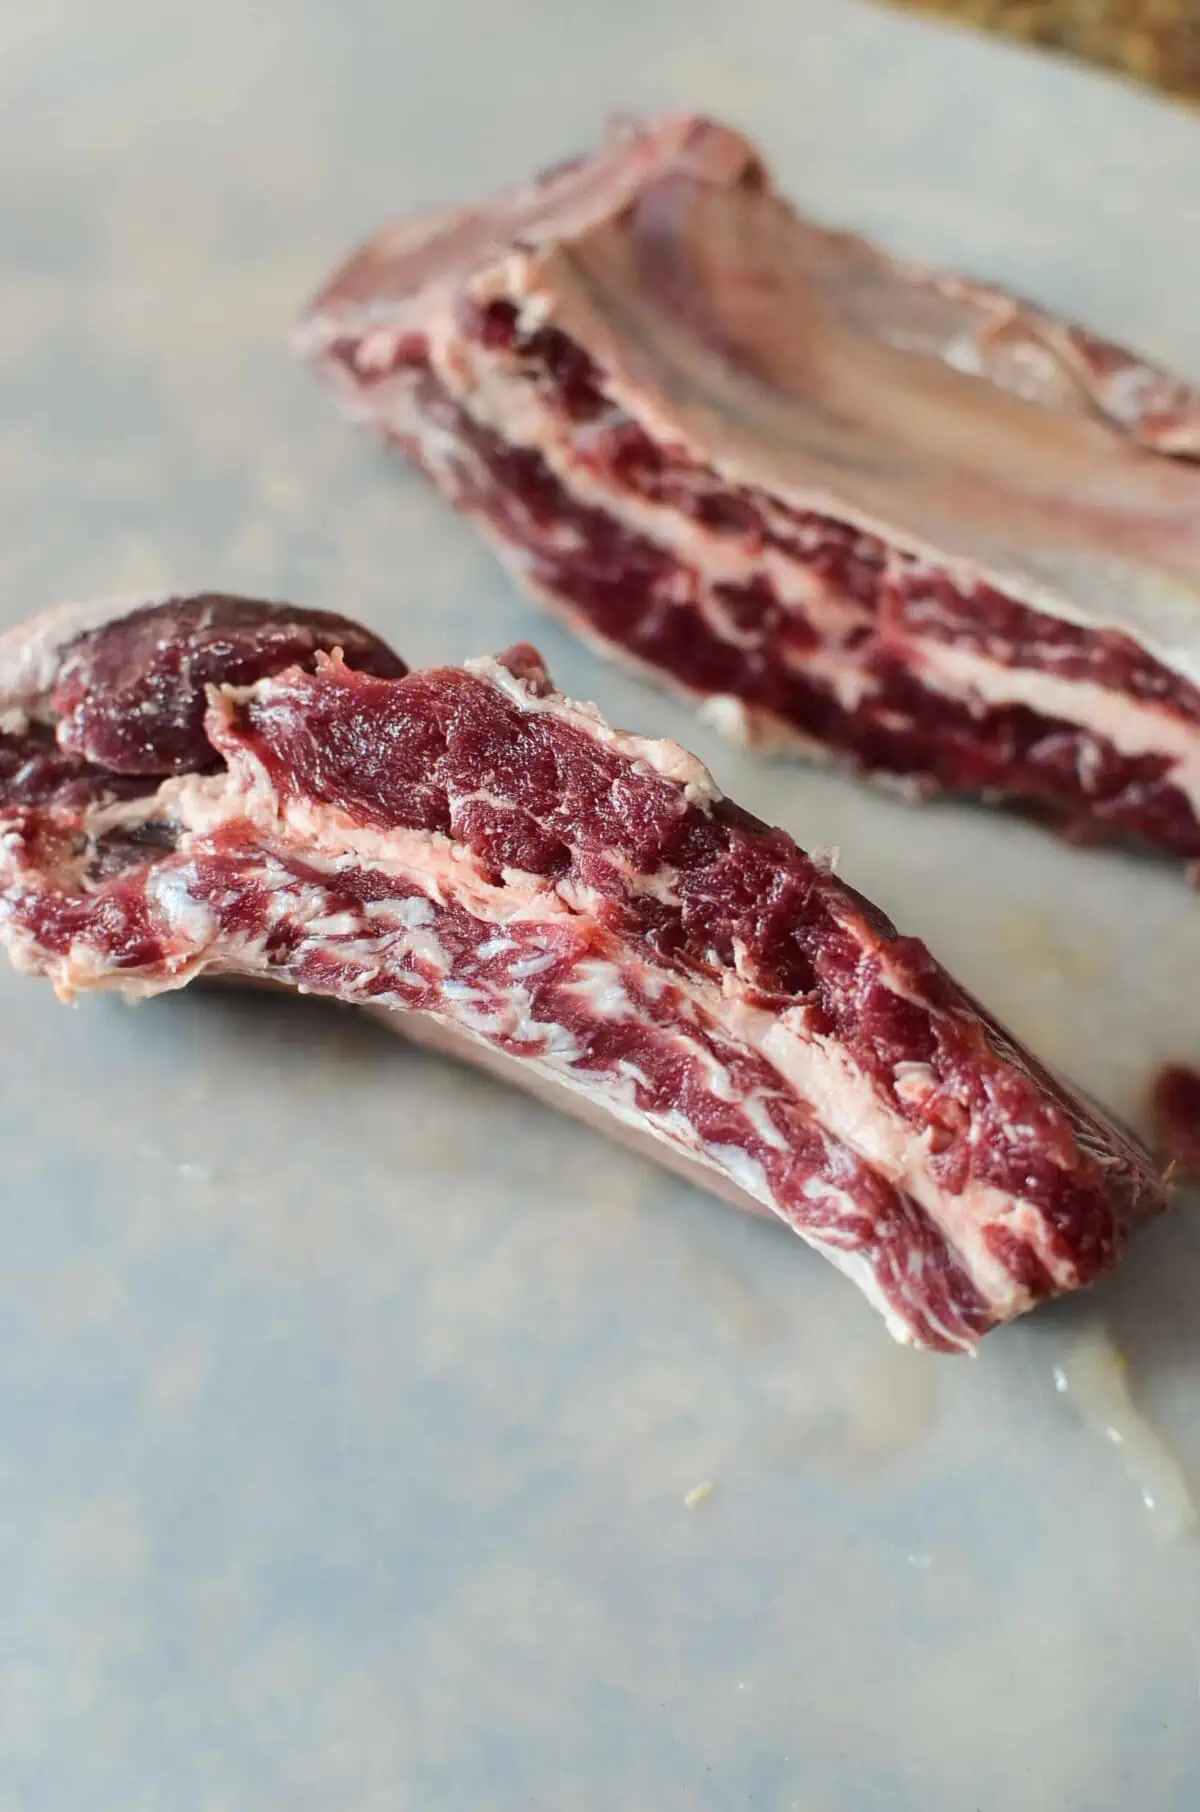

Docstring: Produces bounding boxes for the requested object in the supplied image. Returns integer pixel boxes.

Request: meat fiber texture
[0,594,1165,1351]
[299,112,1200,870]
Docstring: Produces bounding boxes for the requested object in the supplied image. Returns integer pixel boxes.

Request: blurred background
[891,0,1200,98]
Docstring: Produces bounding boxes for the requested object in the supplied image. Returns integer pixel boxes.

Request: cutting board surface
[3,3,1200,1806]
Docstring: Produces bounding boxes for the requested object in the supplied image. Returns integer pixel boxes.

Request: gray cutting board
[3,2,1200,1807]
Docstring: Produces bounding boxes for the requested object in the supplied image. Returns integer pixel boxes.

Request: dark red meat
[51,593,406,776]
[1151,1063,1200,1180]
[0,594,1165,1350]
[300,113,1200,867]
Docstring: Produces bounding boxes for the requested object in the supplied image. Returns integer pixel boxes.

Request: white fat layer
[370,328,1199,818]
[204,715,1072,1311]
[767,625,1200,811]
[436,333,872,648]
[415,308,1200,753]
[507,950,558,978]
[564,958,631,1019]
[83,794,171,837]
[751,1011,1057,1309]
[144,867,220,945]
[894,1061,938,1106]
[496,258,1200,690]
[742,1091,789,1153]
[473,334,1200,785]
[907,635,1200,807]
[177,756,1063,1318]
[323,359,817,761]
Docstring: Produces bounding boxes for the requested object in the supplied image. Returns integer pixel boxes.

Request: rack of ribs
[0,593,1165,1350]
[300,112,1200,869]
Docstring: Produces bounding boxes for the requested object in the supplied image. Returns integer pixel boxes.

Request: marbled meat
[0,594,1165,1349]
[300,112,1200,869]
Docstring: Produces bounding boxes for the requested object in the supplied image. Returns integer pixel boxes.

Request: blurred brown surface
[889,0,1200,97]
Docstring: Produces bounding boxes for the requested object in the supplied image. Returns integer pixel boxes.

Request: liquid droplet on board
[1053,1324,1196,1541]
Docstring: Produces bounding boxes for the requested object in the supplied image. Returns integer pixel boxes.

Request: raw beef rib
[0,594,1165,1350]
[1151,1063,1200,1181]
[300,112,1200,867]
